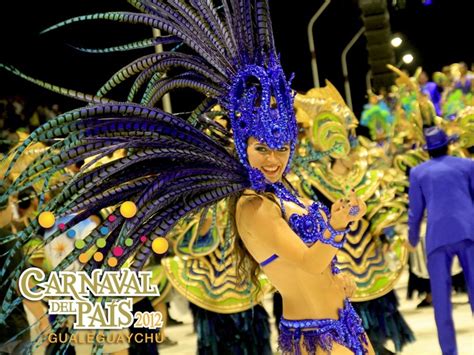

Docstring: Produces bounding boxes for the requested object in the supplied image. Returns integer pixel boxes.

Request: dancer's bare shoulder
[235,190,281,237]
[237,190,280,218]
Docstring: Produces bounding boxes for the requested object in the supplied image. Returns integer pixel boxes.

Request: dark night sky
[0,0,473,117]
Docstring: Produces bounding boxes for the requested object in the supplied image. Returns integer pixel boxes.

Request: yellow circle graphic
[38,212,55,229]
[120,201,137,218]
[93,252,104,262]
[152,237,169,254]
[108,257,118,267]
[78,253,89,264]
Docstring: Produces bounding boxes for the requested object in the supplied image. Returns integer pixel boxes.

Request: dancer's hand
[330,190,367,229]
[335,272,357,298]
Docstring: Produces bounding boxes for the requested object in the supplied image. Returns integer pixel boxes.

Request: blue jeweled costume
[258,197,367,354]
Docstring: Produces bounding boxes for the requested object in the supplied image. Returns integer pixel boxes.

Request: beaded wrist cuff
[320,222,350,249]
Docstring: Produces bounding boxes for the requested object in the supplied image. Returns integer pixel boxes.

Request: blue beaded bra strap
[269,182,306,215]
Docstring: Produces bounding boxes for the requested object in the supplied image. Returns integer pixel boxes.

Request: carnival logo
[19,268,163,330]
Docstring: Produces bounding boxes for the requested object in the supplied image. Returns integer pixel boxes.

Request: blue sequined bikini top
[287,201,330,245]
[260,199,344,272]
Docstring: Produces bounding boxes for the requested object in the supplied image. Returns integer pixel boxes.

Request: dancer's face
[246,137,290,183]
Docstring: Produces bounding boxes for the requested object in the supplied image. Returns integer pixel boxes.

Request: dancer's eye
[255,146,268,153]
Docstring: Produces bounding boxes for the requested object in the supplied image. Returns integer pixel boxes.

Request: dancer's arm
[237,195,354,275]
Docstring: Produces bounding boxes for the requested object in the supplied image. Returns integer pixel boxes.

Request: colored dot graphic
[112,247,124,257]
[58,223,66,231]
[152,237,169,254]
[108,215,116,222]
[90,215,101,225]
[120,201,137,218]
[38,212,55,229]
[75,240,86,250]
[78,253,89,264]
[100,227,109,236]
[96,238,106,248]
[93,252,104,262]
[140,236,147,243]
[108,257,118,267]
[66,229,76,238]
[125,238,133,247]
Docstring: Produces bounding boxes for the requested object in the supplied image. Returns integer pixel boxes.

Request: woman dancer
[1,1,372,353]
[232,135,373,354]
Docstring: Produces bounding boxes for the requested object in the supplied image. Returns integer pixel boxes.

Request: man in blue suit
[408,126,474,355]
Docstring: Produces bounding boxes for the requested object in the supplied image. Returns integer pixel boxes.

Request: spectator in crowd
[417,70,442,116]
[453,62,473,95]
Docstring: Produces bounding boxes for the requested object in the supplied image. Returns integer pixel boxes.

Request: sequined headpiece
[226,56,297,188]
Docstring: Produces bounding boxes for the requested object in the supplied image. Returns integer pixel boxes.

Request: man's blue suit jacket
[408,155,474,256]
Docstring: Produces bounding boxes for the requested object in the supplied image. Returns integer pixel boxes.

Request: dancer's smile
[246,137,290,183]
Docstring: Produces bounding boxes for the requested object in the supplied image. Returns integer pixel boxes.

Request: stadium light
[390,36,402,48]
[402,53,414,64]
